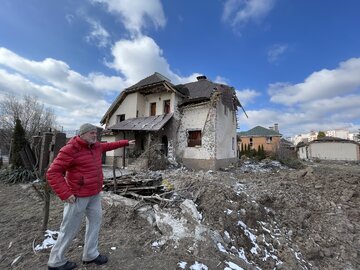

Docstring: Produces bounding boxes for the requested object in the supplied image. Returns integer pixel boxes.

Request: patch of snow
[237,220,259,255]
[111,246,116,250]
[189,261,208,270]
[181,199,202,221]
[178,261,187,269]
[224,261,245,270]
[234,247,249,263]
[225,209,233,215]
[11,255,22,267]
[217,243,228,253]
[35,230,59,251]
[151,239,166,248]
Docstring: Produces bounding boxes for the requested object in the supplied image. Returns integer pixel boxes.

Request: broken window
[266,137,272,144]
[116,114,125,123]
[150,102,156,116]
[188,130,202,147]
[163,100,170,114]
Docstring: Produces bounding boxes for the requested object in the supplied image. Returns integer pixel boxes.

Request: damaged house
[100,72,243,170]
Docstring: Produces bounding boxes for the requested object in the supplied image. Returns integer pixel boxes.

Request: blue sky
[0,0,359,137]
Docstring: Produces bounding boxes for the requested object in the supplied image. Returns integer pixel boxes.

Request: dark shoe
[48,261,77,270]
[83,254,108,265]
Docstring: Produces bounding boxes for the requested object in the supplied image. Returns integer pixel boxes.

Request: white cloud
[85,18,110,47]
[108,35,200,85]
[237,92,360,136]
[237,58,360,136]
[267,44,288,63]
[214,76,229,85]
[269,57,360,105]
[236,88,261,106]
[0,47,128,129]
[0,47,124,100]
[222,0,275,29]
[91,0,166,36]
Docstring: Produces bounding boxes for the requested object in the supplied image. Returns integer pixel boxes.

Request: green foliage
[317,131,326,139]
[273,146,304,169]
[10,119,27,168]
[240,143,266,160]
[0,167,36,184]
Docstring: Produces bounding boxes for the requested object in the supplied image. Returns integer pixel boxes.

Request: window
[266,137,272,144]
[150,102,156,116]
[188,130,202,147]
[163,100,170,114]
[249,137,253,147]
[116,114,125,123]
[232,137,235,150]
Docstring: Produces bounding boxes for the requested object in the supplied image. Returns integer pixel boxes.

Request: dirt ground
[0,160,359,270]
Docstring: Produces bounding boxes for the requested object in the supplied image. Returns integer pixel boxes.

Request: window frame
[150,102,156,116]
[187,130,202,147]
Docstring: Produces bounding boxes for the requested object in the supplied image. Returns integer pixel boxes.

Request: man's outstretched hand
[128,140,136,145]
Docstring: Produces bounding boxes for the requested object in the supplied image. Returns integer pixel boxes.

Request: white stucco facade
[309,142,359,161]
[177,102,214,161]
[297,145,308,159]
[298,141,360,161]
[216,102,237,160]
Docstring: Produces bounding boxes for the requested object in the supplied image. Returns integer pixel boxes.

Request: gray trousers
[48,194,102,267]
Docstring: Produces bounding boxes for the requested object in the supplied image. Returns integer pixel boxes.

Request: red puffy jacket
[47,136,129,200]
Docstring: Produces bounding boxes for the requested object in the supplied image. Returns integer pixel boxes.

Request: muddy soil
[0,160,359,270]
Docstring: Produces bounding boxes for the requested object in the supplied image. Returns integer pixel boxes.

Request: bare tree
[0,94,56,154]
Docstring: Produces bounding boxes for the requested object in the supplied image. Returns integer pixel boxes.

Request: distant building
[238,124,282,154]
[297,137,360,161]
[293,128,352,145]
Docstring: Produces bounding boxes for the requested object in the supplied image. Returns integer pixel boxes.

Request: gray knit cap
[79,123,97,135]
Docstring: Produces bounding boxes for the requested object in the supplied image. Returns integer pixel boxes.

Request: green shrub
[273,146,305,169]
[0,167,36,184]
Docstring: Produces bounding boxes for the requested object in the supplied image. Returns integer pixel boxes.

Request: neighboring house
[237,125,282,154]
[297,137,360,161]
[100,72,242,170]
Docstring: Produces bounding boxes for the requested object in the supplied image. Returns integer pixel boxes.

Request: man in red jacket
[47,123,135,270]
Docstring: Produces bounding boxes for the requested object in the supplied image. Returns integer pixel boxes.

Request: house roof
[297,136,360,148]
[126,72,173,91]
[312,136,359,144]
[177,79,241,109]
[101,72,244,125]
[238,126,282,137]
[107,113,173,131]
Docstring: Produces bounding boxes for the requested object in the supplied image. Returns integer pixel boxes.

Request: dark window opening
[164,100,170,114]
[150,102,156,116]
[116,114,125,123]
[188,130,202,147]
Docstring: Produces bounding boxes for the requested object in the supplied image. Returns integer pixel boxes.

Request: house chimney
[196,75,207,81]
[274,123,279,132]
